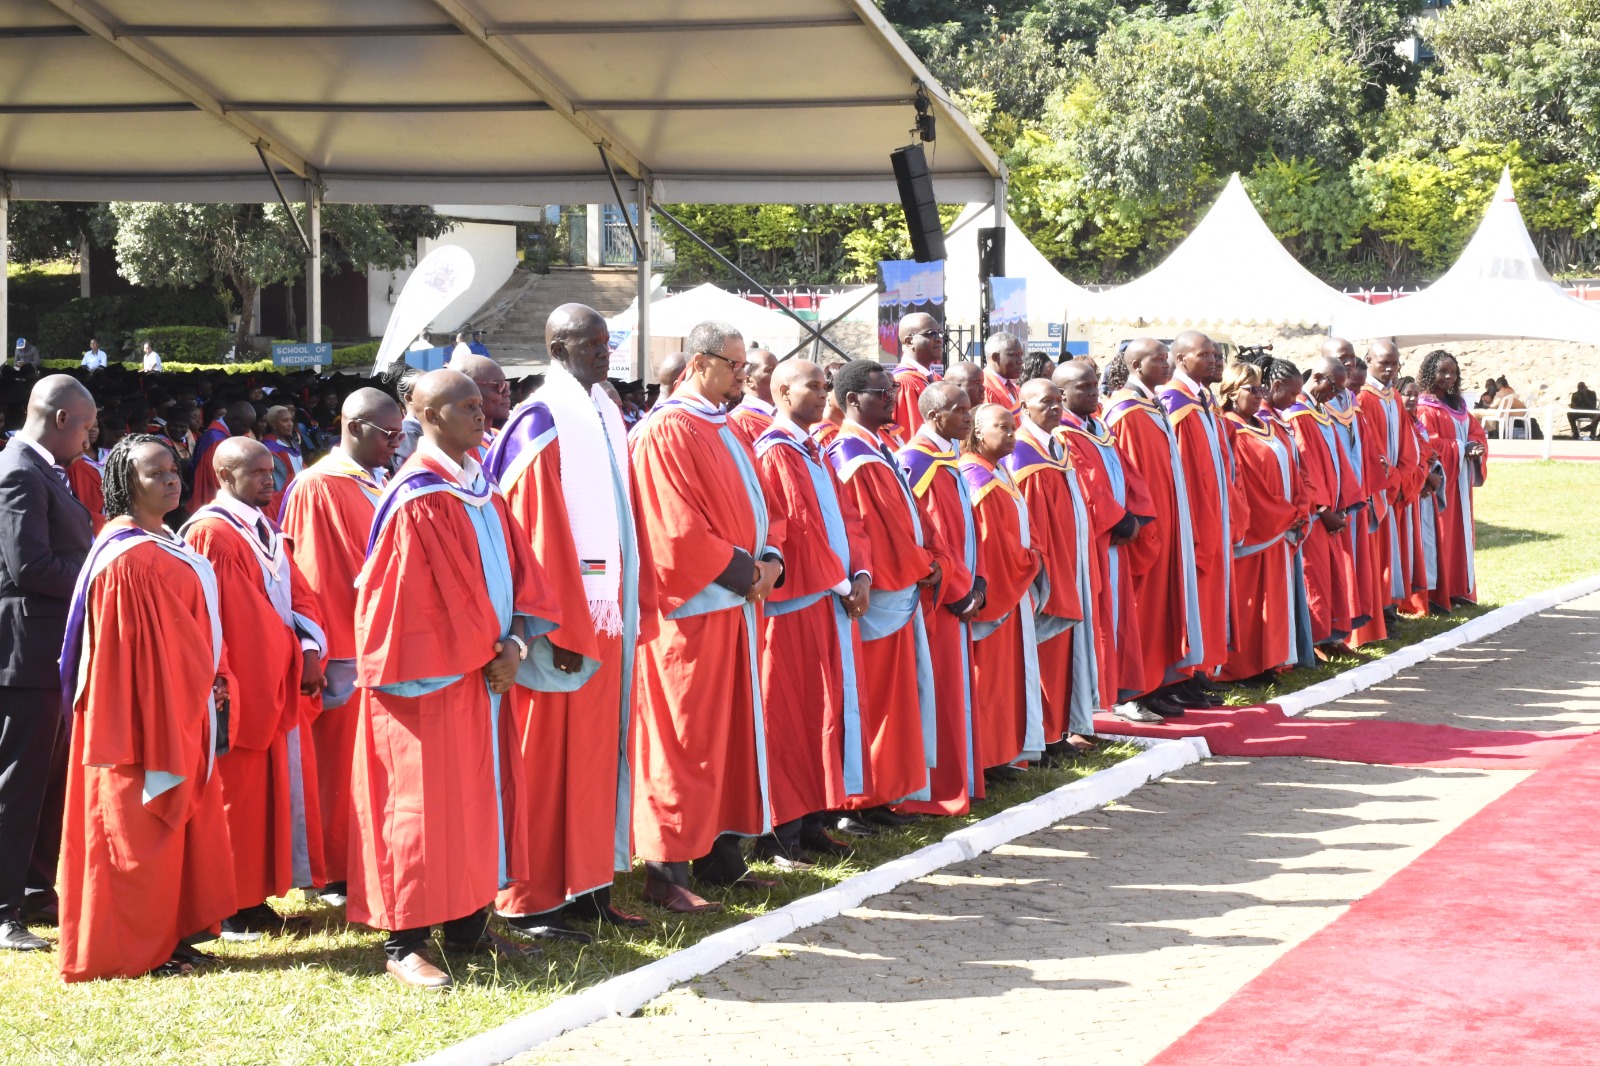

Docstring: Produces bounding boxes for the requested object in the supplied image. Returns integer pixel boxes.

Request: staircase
[477,266,642,367]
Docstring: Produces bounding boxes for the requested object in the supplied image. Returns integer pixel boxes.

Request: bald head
[214,435,268,477]
[942,361,985,407]
[921,381,974,445]
[899,311,943,369]
[771,357,820,396]
[655,351,688,395]
[214,436,275,509]
[771,358,828,427]
[341,387,404,471]
[546,303,611,388]
[1053,357,1101,418]
[1321,337,1357,369]
[223,401,257,436]
[1124,338,1172,389]
[412,368,480,413]
[1169,330,1210,357]
[1019,377,1064,433]
[448,352,509,419]
[342,386,402,422]
[22,374,97,464]
[1306,355,1347,403]
[1051,359,1096,391]
[745,346,780,404]
[1367,339,1401,386]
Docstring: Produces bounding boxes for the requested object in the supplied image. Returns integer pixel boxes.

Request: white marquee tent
[1080,174,1365,328]
[1332,169,1600,346]
[607,282,808,351]
[941,203,1097,333]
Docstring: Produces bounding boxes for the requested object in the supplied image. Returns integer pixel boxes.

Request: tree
[108,202,451,348]
[5,201,115,264]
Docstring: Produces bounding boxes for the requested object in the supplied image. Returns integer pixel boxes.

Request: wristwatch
[507,634,529,661]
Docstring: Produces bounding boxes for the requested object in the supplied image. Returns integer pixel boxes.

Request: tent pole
[0,178,8,358]
[636,179,651,382]
[306,181,322,353]
[651,203,851,362]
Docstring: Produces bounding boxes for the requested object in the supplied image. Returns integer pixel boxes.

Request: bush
[133,326,232,362]
[38,296,125,360]
[33,288,228,359]
[332,341,379,368]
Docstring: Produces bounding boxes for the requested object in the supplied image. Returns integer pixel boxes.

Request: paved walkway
[521,597,1600,1066]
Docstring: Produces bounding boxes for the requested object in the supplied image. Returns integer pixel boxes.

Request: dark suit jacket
[0,441,94,689]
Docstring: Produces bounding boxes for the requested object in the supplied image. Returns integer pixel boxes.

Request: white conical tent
[942,204,1099,331]
[1333,168,1600,345]
[607,282,808,351]
[1082,174,1365,328]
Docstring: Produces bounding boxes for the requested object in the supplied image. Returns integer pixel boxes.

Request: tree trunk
[235,279,258,355]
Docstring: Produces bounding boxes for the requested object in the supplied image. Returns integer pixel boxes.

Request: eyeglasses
[481,380,511,394]
[1243,385,1266,397]
[698,351,749,373]
[858,385,900,398]
[349,418,403,444]
[908,330,945,341]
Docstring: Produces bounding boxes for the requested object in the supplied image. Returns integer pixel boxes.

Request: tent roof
[608,283,807,347]
[941,203,1097,328]
[1081,174,1364,328]
[0,0,1003,205]
[1332,169,1600,346]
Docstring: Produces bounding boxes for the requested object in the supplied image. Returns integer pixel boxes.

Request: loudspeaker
[977,226,1005,280]
[890,144,946,263]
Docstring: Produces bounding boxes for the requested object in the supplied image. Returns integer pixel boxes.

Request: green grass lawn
[3,461,1593,1066]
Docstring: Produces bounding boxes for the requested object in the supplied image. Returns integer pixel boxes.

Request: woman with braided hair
[1414,350,1486,611]
[57,433,237,981]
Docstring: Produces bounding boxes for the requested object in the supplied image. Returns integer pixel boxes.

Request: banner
[878,259,946,356]
[371,245,476,374]
[987,276,1028,342]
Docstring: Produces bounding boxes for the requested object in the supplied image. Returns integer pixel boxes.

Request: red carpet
[1093,703,1591,768]
[1148,732,1600,1065]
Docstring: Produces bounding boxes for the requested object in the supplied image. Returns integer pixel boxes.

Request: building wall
[366,220,517,338]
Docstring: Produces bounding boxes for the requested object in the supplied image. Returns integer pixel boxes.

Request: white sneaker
[1114,702,1164,724]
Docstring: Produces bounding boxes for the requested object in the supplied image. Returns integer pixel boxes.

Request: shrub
[33,287,228,359]
[332,341,379,368]
[133,326,232,362]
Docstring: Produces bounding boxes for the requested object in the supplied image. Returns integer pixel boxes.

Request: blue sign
[1027,339,1060,356]
[403,346,450,372]
[272,342,332,368]
[1048,322,1063,339]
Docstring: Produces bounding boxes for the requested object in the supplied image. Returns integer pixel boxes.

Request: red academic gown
[1060,413,1152,707]
[1359,384,1420,616]
[349,452,557,931]
[1416,395,1487,609]
[631,398,779,863]
[484,399,662,917]
[897,428,981,812]
[728,398,776,449]
[757,422,871,824]
[66,456,106,535]
[826,421,934,809]
[963,453,1042,769]
[262,435,304,520]
[189,420,232,509]
[1400,416,1439,615]
[891,361,941,437]
[1331,398,1386,647]
[1105,388,1199,696]
[1221,415,1302,680]
[278,450,384,886]
[57,523,236,982]
[983,368,1022,416]
[1283,398,1361,645]
[183,505,328,909]
[1159,380,1234,675]
[1005,423,1082,744]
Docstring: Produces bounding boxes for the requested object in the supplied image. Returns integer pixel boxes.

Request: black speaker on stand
[890,144,946,263]
[977,225,1005,344]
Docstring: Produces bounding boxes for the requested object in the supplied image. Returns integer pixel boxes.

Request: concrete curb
[1274,574,1600,717]
[411,736,1205,1066]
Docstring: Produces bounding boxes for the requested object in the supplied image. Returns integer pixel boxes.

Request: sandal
[171,945,221,967]
[150,959,194,978]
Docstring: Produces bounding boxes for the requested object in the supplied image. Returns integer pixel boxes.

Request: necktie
[1049,438,1065,462]
[804,436,822,464]
[256,518,272,549]
[52,464,75,498]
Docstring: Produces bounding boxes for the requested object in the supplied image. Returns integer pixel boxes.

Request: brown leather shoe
[386,951,452,990]
[442,928,535,960]
[728,874,781,891]
[641,881,724,914]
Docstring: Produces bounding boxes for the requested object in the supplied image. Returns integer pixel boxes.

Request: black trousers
[645,833,748,889]
[384,908,489,961]
[0,687,69,919]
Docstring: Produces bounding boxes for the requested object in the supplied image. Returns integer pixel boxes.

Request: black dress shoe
[0,919,49,951]
[798,828,854,859]
[983,764,1026,787]
[505,914,593,944]
[862,806,917,828]
[565,901,650,929]
[1142,696,1186,719]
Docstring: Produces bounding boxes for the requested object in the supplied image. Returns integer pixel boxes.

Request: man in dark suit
[0,375,97,951]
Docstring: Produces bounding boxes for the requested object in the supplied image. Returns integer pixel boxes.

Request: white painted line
[1275,573,1600,716]
[410,737,1204,1066]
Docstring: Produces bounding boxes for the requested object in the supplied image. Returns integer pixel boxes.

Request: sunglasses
[858,385,901,398]
[349,418,403,444]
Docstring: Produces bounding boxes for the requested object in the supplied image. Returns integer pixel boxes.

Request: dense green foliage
[656,0,1600,286]
[36,288,228,360]
[130,326,234,362]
